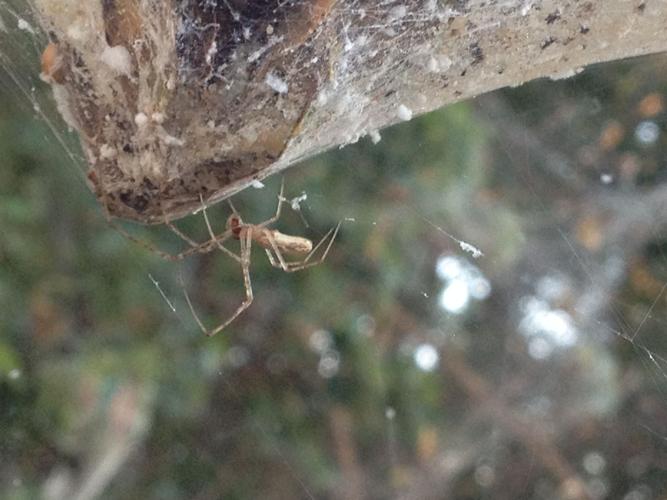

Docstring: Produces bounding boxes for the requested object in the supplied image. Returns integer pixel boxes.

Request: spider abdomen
[255,229,313,255]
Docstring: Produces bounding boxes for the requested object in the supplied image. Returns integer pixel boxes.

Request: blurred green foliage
[2,22,667,500]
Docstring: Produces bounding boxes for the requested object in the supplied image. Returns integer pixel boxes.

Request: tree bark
[33,0,667,223]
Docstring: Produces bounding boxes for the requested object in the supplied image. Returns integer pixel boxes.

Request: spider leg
[208,227,255,335]
[300,222,340,265]
[184,227,255,336]
[163,215,200,248]
[283,222,340,272]
[106,218,191,261]
[181,271,208,334]
[227,198,239,216]
[103,195,236,261]
[199,194,242,263]
[161,212,229,257]
[265,231,290,271]
[98,185,184,261]
[264,248,281,269]
[95,171,207,260]
[259,177,285,228]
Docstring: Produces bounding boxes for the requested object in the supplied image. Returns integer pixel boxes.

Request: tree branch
[33,0,667,223]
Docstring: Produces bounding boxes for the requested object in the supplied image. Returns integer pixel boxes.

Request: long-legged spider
[186,193,340,336]
[106,181,340,335]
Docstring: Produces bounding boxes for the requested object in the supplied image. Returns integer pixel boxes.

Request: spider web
[1,1,667,499]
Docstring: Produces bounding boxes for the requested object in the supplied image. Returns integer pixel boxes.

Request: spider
[185,189,340,336]
[107,180,340,335]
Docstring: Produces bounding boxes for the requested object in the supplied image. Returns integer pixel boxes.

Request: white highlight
[459,241,484,259]
[99,144,117,159]
[266,72,288,94]
[318,350,340,378]
[134,112,149,127]
[520,2,533,16]
[518,296,578,359]
[439,280,469,314]
[427,54,452,73]
[101,45,133,76]
[388,5,407,21]
[600,173,614,184]
[436,255,491,314]
[149,274,176,313]
[287,192,307,211]
[635,121,660,145]
[17,18,34,33]
[582,452,606,475]
[413,343,440,372]
[309,329,333,353]
[161,133,185,147]
[205,40,218,65]
[397,104,413,121]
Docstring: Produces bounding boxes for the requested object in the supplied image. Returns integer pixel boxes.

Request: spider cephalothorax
[227,214,243,239]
